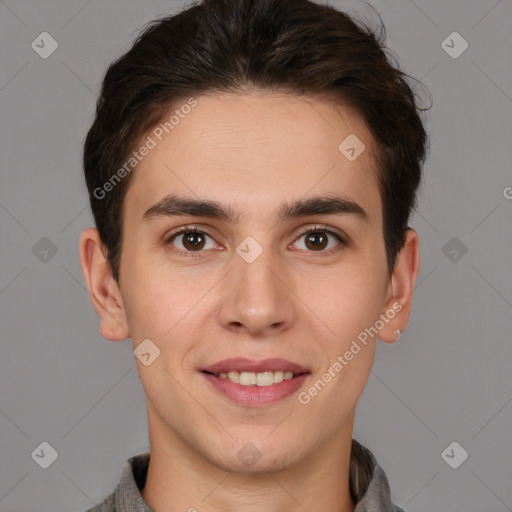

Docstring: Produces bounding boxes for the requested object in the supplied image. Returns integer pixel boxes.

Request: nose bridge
[235,237,282,310]
[218,235,295,332]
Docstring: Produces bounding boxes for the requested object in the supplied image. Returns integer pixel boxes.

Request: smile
[204,370,296,386]
[201,371,310,406]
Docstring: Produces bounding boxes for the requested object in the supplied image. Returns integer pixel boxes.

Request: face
[82,90,417,474]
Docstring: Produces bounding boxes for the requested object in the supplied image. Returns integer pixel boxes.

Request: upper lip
[202,358,310,374]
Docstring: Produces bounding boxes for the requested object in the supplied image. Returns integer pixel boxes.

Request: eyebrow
[142,193,370,225]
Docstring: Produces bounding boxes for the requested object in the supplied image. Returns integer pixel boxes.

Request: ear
[379,228,420,344]
[79,227,130,341]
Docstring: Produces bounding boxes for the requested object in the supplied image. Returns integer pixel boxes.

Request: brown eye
[181,231,206,251]
[166,227,216,254]
[293,227,347,253]
[304,231,328,251]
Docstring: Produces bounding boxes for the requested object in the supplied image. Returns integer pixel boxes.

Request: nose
[216,242,296,336]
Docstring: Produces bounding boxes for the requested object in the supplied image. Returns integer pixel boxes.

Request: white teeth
[239,372,257,385]
[216,370,297,386]
[256,371,274,386]
[273,370,284,383]
[227,371,240,383]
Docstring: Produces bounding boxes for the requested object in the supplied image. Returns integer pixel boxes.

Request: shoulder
[84,494,115,512]
[83,452,151,512]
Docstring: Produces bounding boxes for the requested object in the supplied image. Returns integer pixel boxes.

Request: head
[80,0,429,475]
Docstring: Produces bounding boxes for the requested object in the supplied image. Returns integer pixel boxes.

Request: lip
[202,372,310,406]
[202,357,310,374]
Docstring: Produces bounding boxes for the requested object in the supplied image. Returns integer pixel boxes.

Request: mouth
[200,358,310,405]
[201,369,308,387]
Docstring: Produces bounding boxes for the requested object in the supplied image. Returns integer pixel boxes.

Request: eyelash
[164,224,348,258]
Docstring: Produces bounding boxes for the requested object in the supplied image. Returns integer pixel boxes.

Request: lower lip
[202,372,309,406]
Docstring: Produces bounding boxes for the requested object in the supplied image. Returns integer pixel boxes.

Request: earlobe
[79,227,130,342]
[379,229,420,344]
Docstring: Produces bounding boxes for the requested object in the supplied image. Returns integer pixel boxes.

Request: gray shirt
[85,439,404,512]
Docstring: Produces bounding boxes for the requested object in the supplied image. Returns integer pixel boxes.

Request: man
[79,0,429,510]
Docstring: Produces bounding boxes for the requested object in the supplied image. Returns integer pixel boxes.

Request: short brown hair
[83,0,431,283]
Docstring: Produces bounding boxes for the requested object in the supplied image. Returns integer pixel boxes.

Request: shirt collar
[91,439,403,512]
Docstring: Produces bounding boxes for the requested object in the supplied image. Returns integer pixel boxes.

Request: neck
[141,407,357,512]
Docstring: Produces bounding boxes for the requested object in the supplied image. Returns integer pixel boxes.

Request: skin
[79,90,420,512]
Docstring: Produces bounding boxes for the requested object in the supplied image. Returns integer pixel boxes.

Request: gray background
[1,0,511,511]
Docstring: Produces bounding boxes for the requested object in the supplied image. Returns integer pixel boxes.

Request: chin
[204,439,300,475]
[219,454,295,475]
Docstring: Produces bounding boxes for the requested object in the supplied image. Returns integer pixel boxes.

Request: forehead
[124,91,382,227]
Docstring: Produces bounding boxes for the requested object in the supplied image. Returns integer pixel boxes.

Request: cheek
[125,282,192,342]
[310,277,384,413]
[121,251,216,352]
[318,264,385,334]
[315,288,381,411]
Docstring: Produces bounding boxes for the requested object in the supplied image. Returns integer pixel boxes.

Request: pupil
[186,233,204,249]
[307,232,327,250]
[182,231,328,251]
